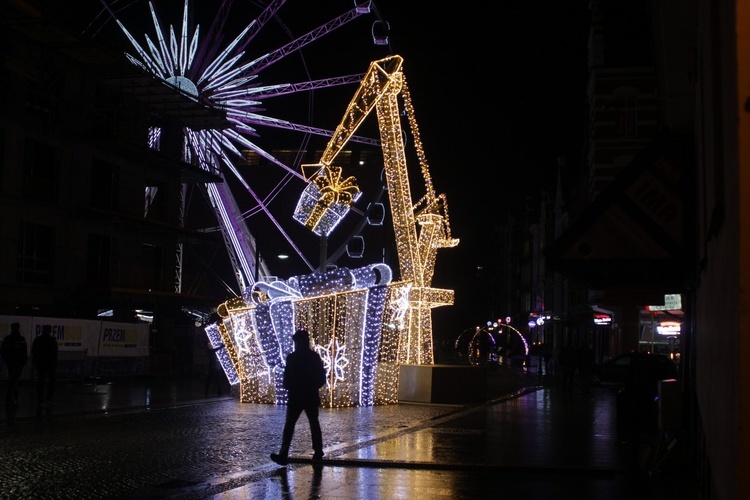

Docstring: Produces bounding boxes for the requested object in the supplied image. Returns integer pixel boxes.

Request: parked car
[591,351,678,386]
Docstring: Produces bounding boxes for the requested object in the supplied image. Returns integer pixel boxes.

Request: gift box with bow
[293,165,361,236]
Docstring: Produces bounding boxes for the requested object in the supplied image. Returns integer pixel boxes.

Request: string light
[209,56,458,407]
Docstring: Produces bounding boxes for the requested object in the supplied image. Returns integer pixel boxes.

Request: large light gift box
[207,264,410,408]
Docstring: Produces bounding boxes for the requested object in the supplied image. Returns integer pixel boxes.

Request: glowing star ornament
[316,338,349,387]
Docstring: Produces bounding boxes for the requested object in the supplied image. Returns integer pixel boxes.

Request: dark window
[87,233,111,288]
[91,159,119,210]
[22,137,58,201]
[617,98,638,137]
[17,221,55,285]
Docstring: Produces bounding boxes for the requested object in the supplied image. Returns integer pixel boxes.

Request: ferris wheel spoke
[210,132,308,244]
[226,112,380,147]
[216,74,365,101]
[221,128,304,181]
[216,154,314,273]
[241,6,372,78]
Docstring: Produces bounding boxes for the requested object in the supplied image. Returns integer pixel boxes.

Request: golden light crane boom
[298,54,459,365]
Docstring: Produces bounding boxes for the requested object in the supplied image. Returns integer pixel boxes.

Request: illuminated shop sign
[594,314,612,325]
[657,322,681,335]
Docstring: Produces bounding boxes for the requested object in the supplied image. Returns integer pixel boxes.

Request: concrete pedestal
[398,364,487,404]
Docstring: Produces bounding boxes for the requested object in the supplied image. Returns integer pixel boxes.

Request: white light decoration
[214,264,405,407]
[208,56,458,408]
[316,338,349,385]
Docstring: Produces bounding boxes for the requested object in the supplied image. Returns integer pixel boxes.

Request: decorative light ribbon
[249,280,302,304]
[304,166,360,230]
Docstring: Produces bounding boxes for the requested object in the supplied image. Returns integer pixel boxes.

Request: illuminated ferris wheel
[85,0,393,296]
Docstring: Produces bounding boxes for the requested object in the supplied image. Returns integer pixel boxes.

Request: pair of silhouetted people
[32,324,58,416]
[271,329,327,465]
[1,322,28,425]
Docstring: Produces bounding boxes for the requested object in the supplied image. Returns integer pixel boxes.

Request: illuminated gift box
[293,165,361,237]
[211,264,409,408]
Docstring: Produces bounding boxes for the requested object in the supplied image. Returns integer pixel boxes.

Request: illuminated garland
[209,56,459,406]
[214,264,405,407]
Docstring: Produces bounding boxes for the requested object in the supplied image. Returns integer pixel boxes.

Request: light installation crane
[207,55,458,408]
[294,54,459,364]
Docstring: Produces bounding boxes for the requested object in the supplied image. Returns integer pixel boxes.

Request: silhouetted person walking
[271,329,327,465]
[1,322,28,426]
[32,325,58,417]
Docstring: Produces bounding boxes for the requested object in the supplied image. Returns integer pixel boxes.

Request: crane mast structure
[303,55,459,364]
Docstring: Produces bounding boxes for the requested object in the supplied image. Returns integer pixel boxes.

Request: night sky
[373,2,591,337]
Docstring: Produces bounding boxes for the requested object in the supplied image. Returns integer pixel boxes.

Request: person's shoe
[270,453,288,465]
[312,452,323,463]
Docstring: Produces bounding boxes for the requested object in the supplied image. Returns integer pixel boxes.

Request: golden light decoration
[292,165,361,236]
[207,55,458,407]
[212,264,404,407]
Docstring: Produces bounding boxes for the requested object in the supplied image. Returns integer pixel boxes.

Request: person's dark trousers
[4,366,23,425]
[280,400,323,456]
[36,367,56,415]
[5,366,22,404]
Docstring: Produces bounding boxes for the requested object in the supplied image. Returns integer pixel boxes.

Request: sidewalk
[2,373,229,422]
[0,366,698,499]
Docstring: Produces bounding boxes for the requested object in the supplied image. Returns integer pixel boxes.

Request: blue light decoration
[211,263,405,407]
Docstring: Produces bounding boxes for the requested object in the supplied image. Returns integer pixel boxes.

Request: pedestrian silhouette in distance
[1,322,28,426]
[271,328,327,465]
[560,339,577,390]
[32,324,58,417]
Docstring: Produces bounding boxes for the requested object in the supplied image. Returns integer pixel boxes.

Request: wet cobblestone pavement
[1,397,459,498]
[0,366,699,499]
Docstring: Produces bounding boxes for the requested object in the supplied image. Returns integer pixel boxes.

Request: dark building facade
[542,1,748,498]
[0,3,231,370]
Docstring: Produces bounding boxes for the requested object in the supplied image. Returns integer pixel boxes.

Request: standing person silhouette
[1,322,28,426]
[32,325,58,417]
[271,329,327,465]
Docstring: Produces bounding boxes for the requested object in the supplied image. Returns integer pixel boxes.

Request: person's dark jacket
[1,332,28,369]
[283,348,326,404]
[32,333,58,371]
